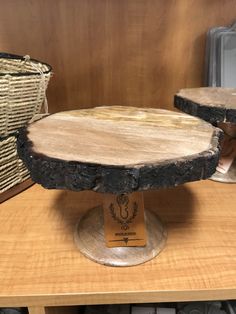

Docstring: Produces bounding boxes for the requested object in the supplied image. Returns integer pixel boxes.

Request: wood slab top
[18,106,221,193]
[175,87,236,124]
[26,106,217,166]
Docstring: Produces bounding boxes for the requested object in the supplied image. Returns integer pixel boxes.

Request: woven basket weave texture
[0,53,52,195]
[0,135,30,193]
[0,54,51,137]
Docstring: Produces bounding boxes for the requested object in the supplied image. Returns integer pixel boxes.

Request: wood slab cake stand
[17,106,221,267]
[175,87,236,183]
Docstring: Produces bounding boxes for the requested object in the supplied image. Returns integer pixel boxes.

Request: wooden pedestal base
[74,192,167,267]
[211,123,236,183]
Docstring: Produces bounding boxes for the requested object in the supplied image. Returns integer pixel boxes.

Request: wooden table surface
[0,180,236,307]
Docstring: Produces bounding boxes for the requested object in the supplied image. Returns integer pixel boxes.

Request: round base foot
[210,160,236,183]
[74,206,167,267]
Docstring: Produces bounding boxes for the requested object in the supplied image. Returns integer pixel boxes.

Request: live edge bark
[17,128,222,195]
[174,95,236,124]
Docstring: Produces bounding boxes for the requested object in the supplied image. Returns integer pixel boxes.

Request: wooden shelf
[0,179,34,204]
[1,180,236,310]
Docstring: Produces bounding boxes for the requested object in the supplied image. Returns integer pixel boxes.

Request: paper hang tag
[217,134,236,174]
[103,192,147,248]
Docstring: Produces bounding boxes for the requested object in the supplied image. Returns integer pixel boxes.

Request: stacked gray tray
[205,21,236,87]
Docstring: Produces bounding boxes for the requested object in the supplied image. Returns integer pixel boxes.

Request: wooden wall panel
[0,0,236,112]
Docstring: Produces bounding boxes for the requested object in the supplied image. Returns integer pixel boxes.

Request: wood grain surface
[18,107,221,193]
[0,181,236,306]
[26,107,218,166]
[0,1,236,112]
[175,87,236,123]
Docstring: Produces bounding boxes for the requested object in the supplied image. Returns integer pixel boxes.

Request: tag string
[23,55,48,114]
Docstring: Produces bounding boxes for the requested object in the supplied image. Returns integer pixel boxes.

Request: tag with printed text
[103,192,147,247]
[217,135,236,174]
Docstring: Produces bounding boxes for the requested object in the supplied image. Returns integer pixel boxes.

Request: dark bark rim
[17,123,223,194]
[174,94,236,124]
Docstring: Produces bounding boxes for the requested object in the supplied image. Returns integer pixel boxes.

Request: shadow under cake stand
[175,87,236,183]
[17,106,221,266]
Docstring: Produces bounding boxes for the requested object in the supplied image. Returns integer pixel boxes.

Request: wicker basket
[0,52,52,137]
[0,135,30,193]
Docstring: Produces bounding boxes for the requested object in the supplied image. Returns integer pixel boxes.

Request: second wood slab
[175,87,236,124]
